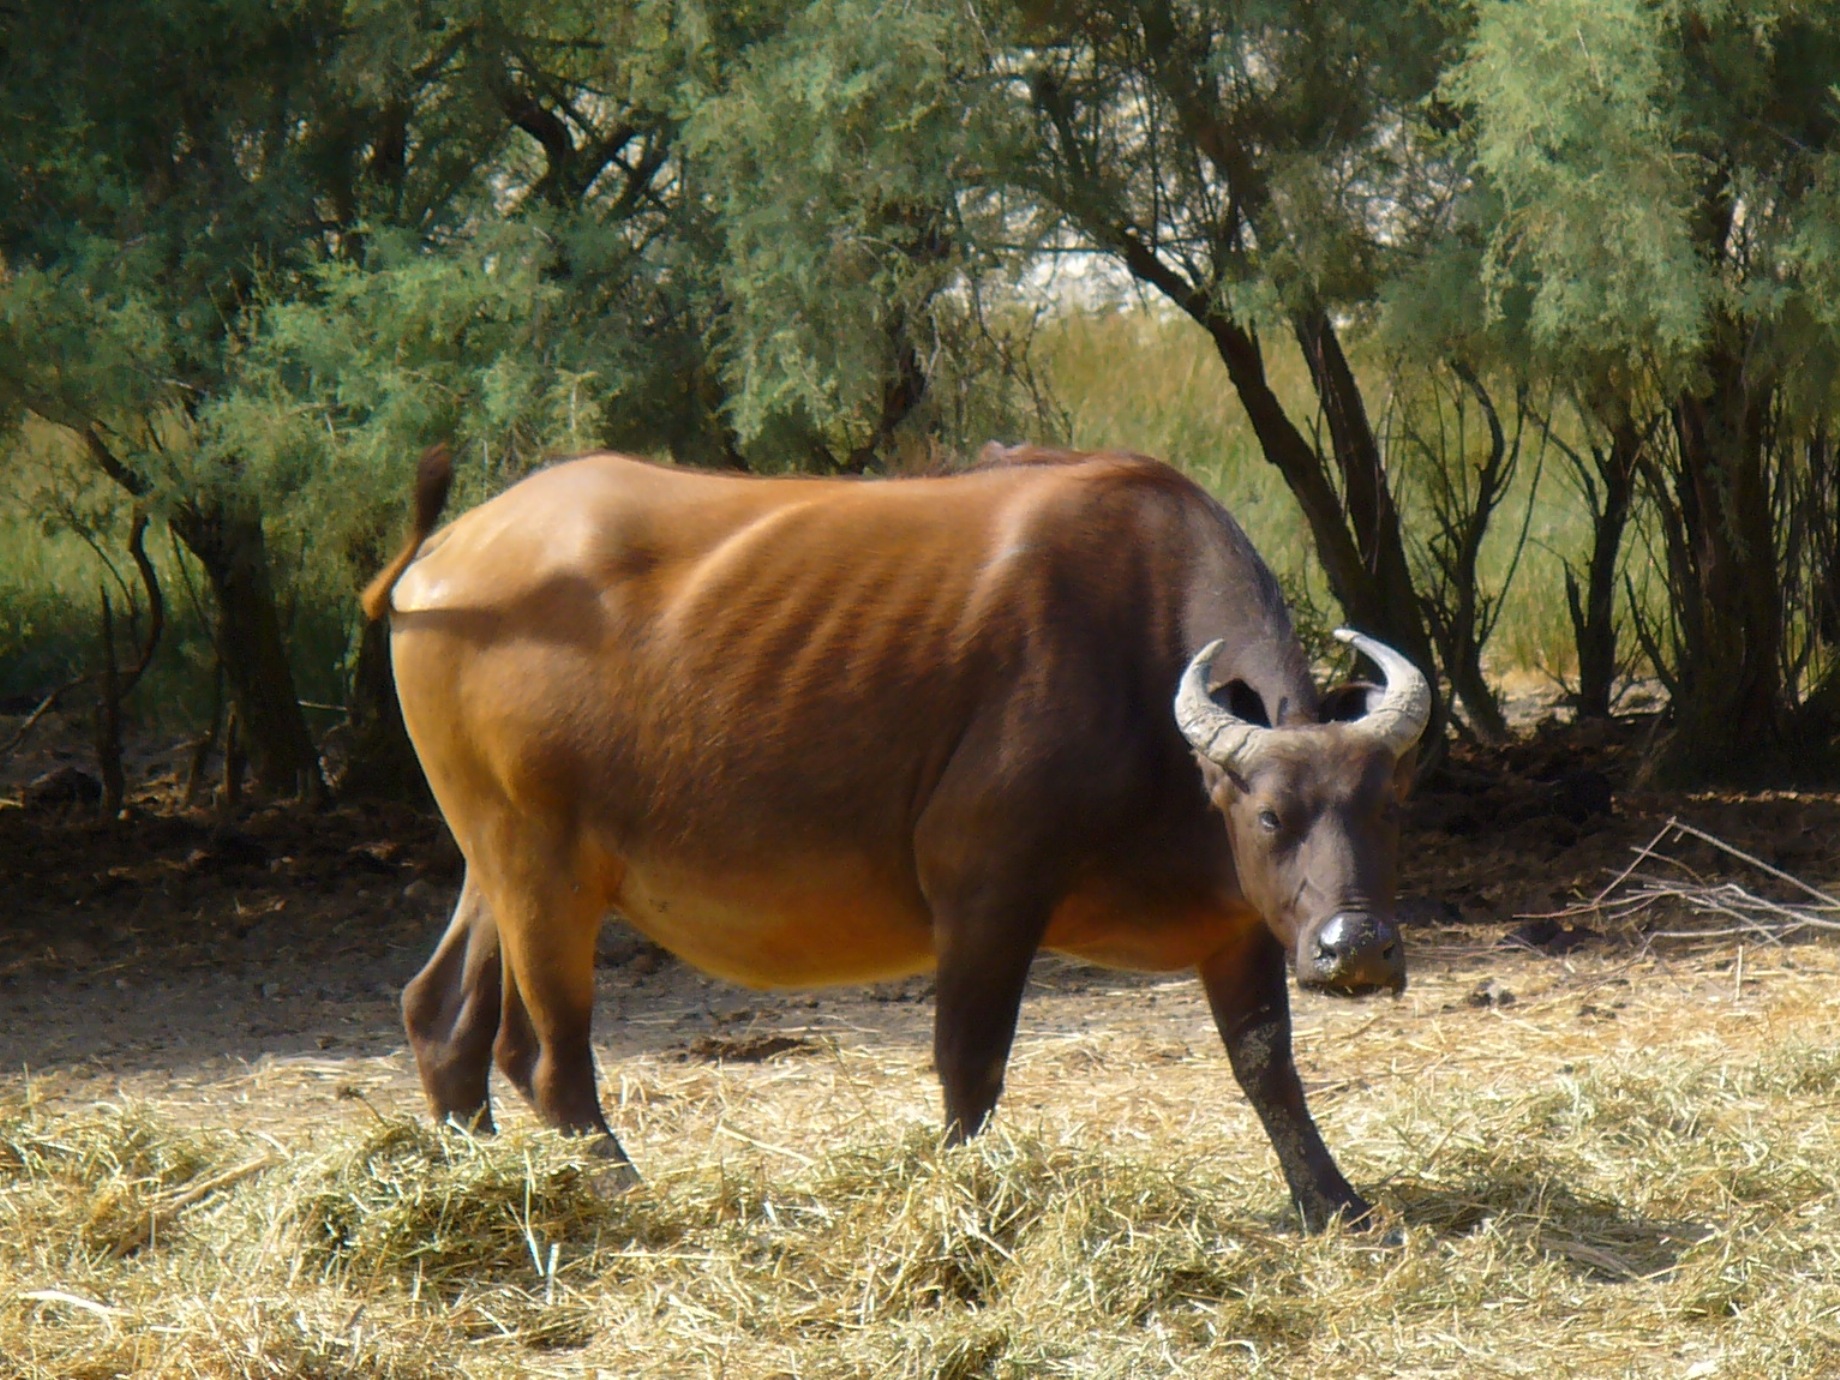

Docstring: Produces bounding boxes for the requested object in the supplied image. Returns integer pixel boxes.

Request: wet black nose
[1305,913,1405,994]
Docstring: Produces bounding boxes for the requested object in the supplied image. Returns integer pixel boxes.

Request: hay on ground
[5,935,1840,1376]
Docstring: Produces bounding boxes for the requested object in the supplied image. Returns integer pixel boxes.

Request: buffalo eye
[1257,808,1282,833]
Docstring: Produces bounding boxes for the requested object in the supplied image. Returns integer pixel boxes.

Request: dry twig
[1516,815,1840,942]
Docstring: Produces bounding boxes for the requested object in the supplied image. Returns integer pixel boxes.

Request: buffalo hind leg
[482,853,635,1175]
[1200,931,1370,1230]
[402,872,502,1132]
[929,893,1050,1143]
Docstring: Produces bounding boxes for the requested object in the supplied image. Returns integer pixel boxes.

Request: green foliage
[1040,308,1610,682]
[683,0,1054,468]
[1000,0,1461,323]
[1454,0,1707,366]
[0,0,1064,766]
[692,0,961,451]
[1451,0,1840,409]
[210,223,614,556]
[1451,0,1840,769]
[4,0,1840,776]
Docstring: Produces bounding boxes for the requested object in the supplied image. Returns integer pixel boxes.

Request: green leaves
[4,0,1839,774]
[1454,0,1706,366]
[684,0,1036,464]
[1452,0,1840,402]
[207,221,608,548]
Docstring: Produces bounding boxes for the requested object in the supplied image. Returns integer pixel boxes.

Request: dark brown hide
[369,447,1422,1228]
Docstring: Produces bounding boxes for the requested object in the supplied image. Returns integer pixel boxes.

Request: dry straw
[6,841,1840,1375]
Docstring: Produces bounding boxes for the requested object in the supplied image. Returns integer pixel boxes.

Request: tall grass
[0,427,360,734]
[0,508,248,732]
[0,515,95,704]
[1034,308,1607,683]
[0,308,1648,744]
[1031,307,1310,552]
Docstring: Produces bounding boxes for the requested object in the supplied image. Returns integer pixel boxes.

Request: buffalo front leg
[1199,932,1371,1230]
[928,894,1050,1143]
[401,871,502,1132]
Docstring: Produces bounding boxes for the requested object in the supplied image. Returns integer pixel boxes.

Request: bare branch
[116,511,165,702]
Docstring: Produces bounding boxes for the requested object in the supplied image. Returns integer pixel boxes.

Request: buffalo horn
[1174,639,1273,772]
[1332,628,1431,757]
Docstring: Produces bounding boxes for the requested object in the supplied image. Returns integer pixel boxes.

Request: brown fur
[376,447,1415,1227]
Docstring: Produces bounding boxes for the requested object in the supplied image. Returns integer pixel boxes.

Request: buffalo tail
[359,444,455,621]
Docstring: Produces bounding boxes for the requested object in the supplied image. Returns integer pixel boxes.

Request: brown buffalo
[363,443,1430,1228]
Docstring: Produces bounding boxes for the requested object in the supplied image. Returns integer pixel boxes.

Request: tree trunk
[1204,318,1383,629]
[1412,363,1518,744]
[94,587,125,817]
[1292,311,1430,674]
[1643,352,1783,781]
[1199,310,1445,748]
[1443,643,1507,742]
[1566,419,1639,719]
[340,615,429,802]
[1789,428,1840,749]
[184,663,224,807]
[171,502,326,801]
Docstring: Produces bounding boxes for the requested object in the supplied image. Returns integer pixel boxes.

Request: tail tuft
[361,444,455,621]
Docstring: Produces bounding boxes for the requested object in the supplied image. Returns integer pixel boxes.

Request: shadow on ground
[1389,1176,1715,1282]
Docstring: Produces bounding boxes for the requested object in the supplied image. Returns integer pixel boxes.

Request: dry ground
[4,711,1840,1376]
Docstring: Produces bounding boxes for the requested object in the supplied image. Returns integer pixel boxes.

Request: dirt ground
[11,705,1840,1376]
[3,701,1838,1157]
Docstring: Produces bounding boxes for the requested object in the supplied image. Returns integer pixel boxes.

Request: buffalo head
[1176,629,1430,997]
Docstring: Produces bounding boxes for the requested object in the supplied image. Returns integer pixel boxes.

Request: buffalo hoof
[1298,1195,1381,1235]
[586,1139,642,1196]
[1324,1201,1406,1247]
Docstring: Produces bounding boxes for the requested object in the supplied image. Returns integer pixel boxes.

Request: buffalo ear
[1322,680,1421,795]
[1222,679,1271,727]
[1318,681,1379,724]
[1392,744,1421,800]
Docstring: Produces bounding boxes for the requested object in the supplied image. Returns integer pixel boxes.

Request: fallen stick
[1664,817,1840,912]
[1513,816,1840,943]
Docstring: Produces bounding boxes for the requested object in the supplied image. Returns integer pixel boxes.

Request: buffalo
[364,443,1429,1228]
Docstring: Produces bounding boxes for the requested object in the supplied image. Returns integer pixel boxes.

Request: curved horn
[1174,639,1275,772]
[1332,628,1431,757]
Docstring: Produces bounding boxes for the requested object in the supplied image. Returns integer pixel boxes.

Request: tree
[1455,0,1840,778]
[1387,361,1545,743]
[0,0,363,797]
[1543,402,1649,720]
[989,0,1467,736]
[1,1,1052,799]
[680,0,1056,472]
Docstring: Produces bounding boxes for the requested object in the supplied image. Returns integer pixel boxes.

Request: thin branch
[84,423,150,498]
[1513,817,1840,946]
[0,679,89,759]
[116,511,165,702]
[1665,817,1840,911]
